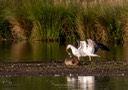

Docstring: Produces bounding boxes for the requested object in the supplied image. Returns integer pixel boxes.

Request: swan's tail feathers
[90,54,100,57]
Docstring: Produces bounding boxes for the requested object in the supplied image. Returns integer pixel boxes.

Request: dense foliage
[0,0,128,44]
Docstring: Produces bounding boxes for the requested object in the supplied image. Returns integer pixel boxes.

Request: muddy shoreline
[0,61,128,77]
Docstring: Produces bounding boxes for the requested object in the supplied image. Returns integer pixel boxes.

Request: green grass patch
[0,0,127,44]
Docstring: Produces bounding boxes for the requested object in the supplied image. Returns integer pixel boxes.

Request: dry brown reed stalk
[122,17,128,43]
[30,20,43,41]
[91,21,108,43]
[75,15,85,40]
[9,17,26,40]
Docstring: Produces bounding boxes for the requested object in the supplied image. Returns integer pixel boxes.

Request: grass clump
[76,0,127,44]
[0,0,128,44]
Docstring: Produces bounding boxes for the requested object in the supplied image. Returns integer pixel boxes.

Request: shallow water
[0,41,67,62]
[0,41,128,90]
[0,41,127,62]
[0,76,128,90]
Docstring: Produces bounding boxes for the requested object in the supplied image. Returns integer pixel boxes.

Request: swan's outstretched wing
[94,42,110,53]
[87,39,110,54]
[96,42,110,50]
[87,39,96,54]
[78,41,87,56]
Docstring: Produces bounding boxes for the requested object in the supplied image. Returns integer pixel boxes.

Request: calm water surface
[0,41,127,62]
[0,41,128,90]
[0,76,128,90]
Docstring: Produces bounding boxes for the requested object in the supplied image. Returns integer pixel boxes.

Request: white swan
[66,39,109,61]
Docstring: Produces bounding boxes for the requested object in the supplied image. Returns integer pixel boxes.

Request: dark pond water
[0,76,128,90]
[0,41,127,62]
[0,41,128,90]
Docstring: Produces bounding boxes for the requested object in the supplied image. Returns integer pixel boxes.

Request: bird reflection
[66,76,95,90]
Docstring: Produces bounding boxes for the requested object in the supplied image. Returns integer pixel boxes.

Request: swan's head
[66,45,72,51]
[66,45,73,57]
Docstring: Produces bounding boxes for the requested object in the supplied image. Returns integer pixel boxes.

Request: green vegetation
[0,0,128,44]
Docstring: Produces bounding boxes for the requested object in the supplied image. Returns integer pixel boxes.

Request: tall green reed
[0,0,128,44]
[22,0,78,42]
[76,0,128,44]
[0,0,11,40]
[96,2,125,44]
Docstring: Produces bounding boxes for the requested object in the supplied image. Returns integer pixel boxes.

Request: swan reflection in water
[66,76,95,90]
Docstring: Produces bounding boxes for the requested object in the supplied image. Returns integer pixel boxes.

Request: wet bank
[0,61,128,77]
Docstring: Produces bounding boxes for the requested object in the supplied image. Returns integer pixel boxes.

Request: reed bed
[0,0,128,44]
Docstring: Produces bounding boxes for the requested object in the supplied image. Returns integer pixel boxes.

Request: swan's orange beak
[66,47,69,51]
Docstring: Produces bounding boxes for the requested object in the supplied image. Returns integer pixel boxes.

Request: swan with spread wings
[66,39,110,61]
